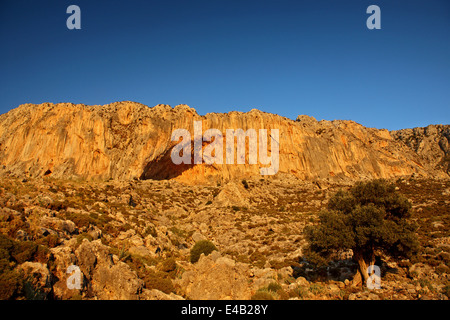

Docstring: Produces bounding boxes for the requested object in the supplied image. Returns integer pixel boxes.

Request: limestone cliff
[0,101,446,183]
[391,125,450,174]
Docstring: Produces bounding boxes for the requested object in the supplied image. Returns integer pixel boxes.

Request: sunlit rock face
[0,101,445,183]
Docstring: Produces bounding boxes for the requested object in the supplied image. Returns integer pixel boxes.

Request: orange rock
[0,101,444,183]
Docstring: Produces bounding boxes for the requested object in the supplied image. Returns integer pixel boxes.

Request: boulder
[141,289,184,300]
[18,262,52,300]
[50,246,81,299]
[92,262,144,300]
[176,252,251,299]
[192,231,206,243]
[129,245,152,257]
[213,181,250,208]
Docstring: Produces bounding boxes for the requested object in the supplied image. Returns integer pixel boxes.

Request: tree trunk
[351,269,362,287]
[351,250,375,287]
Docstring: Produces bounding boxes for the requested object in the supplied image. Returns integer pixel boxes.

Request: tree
[304,179,419,287]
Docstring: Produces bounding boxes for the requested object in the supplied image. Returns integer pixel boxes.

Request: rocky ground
[0,173,449,300]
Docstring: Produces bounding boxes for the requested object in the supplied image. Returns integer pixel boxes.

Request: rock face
[176,251,252,299]
[391,125,450,174]
[18,262,52,300]
[51,239,144,300]
[0,101,447,183]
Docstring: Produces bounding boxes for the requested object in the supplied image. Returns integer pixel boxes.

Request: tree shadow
[292,258,358,283]
[292,255,395,284]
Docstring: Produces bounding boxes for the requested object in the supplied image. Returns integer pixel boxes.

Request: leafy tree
[304,179,419,286]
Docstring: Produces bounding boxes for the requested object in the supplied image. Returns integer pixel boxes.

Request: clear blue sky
[0,0,449,130]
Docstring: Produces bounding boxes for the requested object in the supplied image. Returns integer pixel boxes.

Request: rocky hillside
[392,125,450,174]
[0,101,446,183]
[0,175,449,300]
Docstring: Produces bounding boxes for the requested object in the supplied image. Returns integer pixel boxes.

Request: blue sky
[0,0,449,130]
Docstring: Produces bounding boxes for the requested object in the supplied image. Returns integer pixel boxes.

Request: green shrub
[34,245,51,264]
[267,282,282,292]
[276,289,289,300]
[117,223,132,233]
[143,225,157,238]
[65,211,111,229]
[288,287,308,299]
[129,253,158,268]
[161,258,177,273]
[102,223,119,236]
[309,283,324,295]
[118,247,131,262]
[0,234,23,299]
[75,233,93,246]
[190,240,217,263]
[442,284,450,298]
[0,234,15,257]
[0,268,22,299]
[0,234,51,267]
[48,200,68,211]
[36,234,60,248]
[143,271,175,294]
[11,241,37,264]
[249,250,267,268]
[65,212,91,228]
[5,217,28,238]
[251,291,274,300]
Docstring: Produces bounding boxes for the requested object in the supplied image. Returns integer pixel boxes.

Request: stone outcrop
[50,238,144,300]
[176,251,252,299]
[18,262,52,300]
[0,101,447,183]
[391,125,450,174]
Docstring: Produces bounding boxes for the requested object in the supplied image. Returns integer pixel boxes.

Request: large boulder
[50,245,80,299]
[92,262,144,300]
[213,181,250,208]
[176,251,251,299]
[18,262,52,300]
